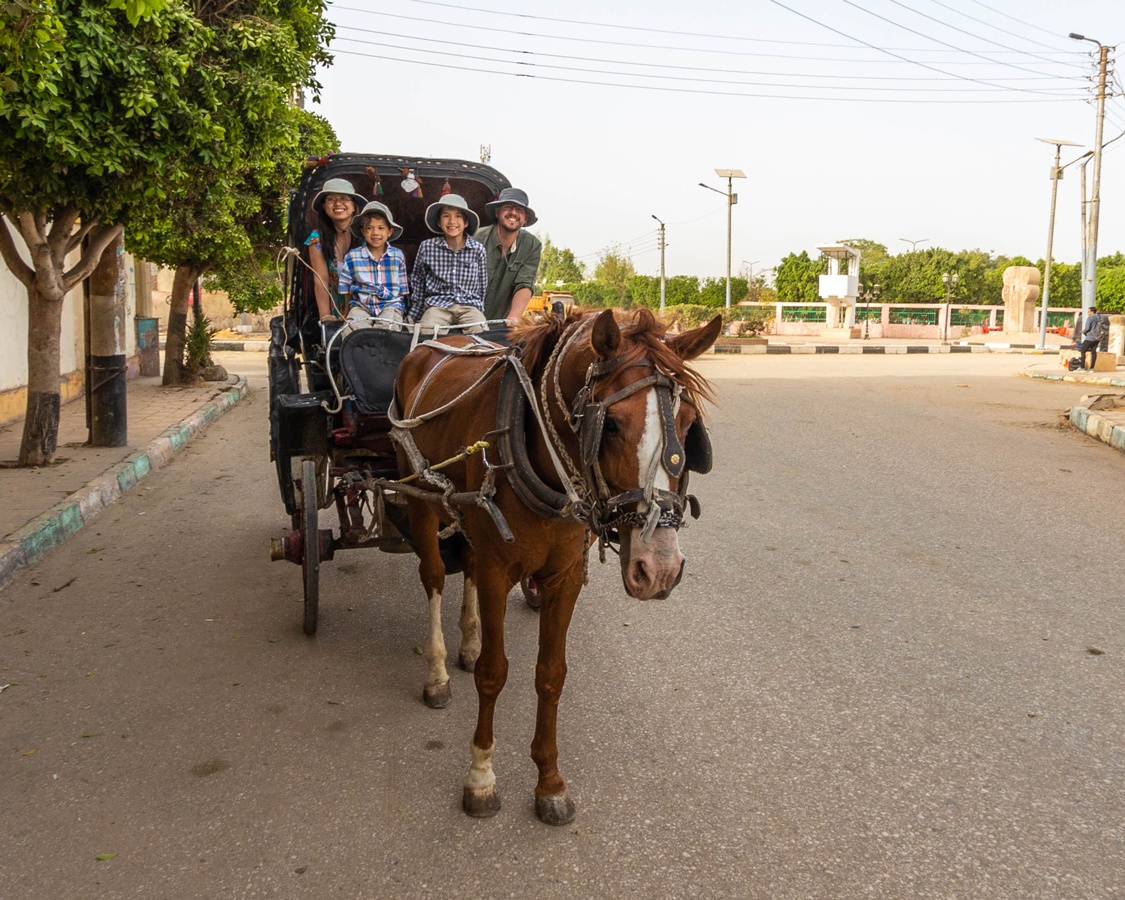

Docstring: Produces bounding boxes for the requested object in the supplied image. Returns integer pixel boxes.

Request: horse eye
[603,417,621,435]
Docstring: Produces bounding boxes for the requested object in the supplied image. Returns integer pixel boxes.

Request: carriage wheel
[521,576,541,611]
[301,457,320,635]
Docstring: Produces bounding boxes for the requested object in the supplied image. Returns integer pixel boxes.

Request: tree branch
[65,219,97,257]
[63,223,124,293]
[0,213,35,289]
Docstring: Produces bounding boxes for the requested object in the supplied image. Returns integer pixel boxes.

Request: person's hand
[320,314,340,323]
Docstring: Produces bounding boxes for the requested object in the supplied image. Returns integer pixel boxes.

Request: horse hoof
[463,785,501,817]
[423,680,451,709]
[535,792,576,826]
[458,650,478,672]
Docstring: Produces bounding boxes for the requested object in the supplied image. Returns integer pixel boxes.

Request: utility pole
[651,214,666,312]
[1069,34,1112,309]
[1034,138,1084,350]
[699,168,745,309]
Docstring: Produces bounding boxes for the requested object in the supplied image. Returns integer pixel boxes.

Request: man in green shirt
[476,187,543,322]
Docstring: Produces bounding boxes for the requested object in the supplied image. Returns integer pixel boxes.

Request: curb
[713,343,991,355]
[1019,369,1125,388]
[1070,404,1125,454]
[0,377,249,591]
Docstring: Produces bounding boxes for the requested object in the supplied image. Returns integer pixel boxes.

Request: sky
[310,0,1125,282]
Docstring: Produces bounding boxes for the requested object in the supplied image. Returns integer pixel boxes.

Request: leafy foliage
[537,235,586,285]
[593,249,635,302]
[775,251,826,304]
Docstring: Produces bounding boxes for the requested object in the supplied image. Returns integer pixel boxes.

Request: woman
[305,178,367,322]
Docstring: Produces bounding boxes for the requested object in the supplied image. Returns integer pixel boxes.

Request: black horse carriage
[267,154,515,634]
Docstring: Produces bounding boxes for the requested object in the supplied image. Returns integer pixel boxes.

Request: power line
[922,0,1080,53]
[334,35,1083,94]
[334,24,1083,86]
[332,48,1086,103]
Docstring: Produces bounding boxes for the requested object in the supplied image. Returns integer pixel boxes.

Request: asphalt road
[2,351,1123,899]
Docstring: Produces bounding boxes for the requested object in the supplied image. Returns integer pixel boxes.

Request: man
[475,187,542,322]
[1077,305,1107,370]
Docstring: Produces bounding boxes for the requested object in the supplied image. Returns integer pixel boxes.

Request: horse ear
[590,309,622,359]
[667,315,722,361]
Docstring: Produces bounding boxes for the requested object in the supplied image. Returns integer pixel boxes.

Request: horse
[390,306,720,825]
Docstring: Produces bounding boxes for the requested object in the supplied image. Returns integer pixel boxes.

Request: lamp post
[1070,33,1111,310]
[741,259,760,301]
[1034,138,1085,349]
[699,168,746,308]
[858,282,881,340]
[941,272,959,342]
[652,214,666,312]
[899,237,929,253]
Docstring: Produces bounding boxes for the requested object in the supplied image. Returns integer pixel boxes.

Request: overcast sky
[311,0,1125,280]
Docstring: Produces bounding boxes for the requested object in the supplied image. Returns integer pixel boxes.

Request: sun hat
[351,201,404,241]
[424,193,480,236]
[484,187,537,227]
[311,177,367,213]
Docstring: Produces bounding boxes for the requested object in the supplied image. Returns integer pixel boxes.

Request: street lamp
[899,237,929,253]
[741,259,760,299]
[699,168,746,308]
[858,282,881,340]
[652,214,666,312]
[1034,137,1085,350]
[941,272,959,342]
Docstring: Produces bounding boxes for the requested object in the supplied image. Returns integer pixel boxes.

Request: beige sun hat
[311,177,367,213]
[424,194,480,236]
[351,201,404,241]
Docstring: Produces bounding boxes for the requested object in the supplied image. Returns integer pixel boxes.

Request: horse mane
[508,307,714,410]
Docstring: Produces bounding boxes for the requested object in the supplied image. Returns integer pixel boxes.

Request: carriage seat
[339,328,416,415]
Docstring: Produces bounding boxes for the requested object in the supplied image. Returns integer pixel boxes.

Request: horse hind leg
[411,503,452,709]
[457,546,481,672]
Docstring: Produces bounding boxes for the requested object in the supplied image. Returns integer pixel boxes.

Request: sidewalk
[0,372,248,590]
[714,332,1071,355]
[1020,360,1125,456]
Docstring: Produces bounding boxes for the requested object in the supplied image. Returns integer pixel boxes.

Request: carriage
[267,154,515,634]
[267,153,720,824]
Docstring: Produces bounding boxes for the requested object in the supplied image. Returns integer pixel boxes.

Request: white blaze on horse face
[638,388,671,495]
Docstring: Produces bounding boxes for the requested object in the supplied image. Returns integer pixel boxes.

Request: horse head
[556,308,720,600]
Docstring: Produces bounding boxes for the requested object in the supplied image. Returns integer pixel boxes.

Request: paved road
[2,351,1122,899]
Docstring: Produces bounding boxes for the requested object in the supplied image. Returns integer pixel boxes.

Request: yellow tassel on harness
[396,440,489,485]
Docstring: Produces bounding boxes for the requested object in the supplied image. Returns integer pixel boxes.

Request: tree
[774,251,824,304]
[0,0,226,465]
[126,0,333,384]
[593,249,635,303]
[837,238,889,268]
[537,235,586,285]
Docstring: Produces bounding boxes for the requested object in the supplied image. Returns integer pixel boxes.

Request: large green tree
[774,251,825,304]
[593,249,636,303]
[537,235,586,286]
[127,0,333,384]
[0,0,220,465]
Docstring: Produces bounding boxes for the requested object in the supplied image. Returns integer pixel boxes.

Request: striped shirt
[338,244,409,316]
[406,237,488,322]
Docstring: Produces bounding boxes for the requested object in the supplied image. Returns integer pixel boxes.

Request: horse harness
[386,318,712,558]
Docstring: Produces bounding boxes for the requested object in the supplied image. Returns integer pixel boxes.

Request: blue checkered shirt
[406,237,488,322]
[338,245,409,316]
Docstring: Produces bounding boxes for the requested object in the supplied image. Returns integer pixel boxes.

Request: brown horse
[391,307,720,824]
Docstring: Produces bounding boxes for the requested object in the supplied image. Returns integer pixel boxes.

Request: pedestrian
[1077,305,1107,370]
[305,178,367,322]
[475,187,542,323]
[407,194,488,333]
[338,201,409,332]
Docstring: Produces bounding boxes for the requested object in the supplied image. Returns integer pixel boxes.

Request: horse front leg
[530,566,582,825]
[462,561,511,818]
[409,503,452,709]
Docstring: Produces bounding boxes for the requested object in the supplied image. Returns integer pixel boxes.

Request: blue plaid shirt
[407,237,488,322]
[338,244,409,316]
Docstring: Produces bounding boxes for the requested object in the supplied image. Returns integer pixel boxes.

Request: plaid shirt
[338,244,409,316]
[406,237,488,322]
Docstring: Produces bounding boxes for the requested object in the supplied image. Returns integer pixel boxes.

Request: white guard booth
[817,243,861,338]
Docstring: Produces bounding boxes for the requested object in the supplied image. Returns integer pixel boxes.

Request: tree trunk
[88,231,128,446]
[162,265,200,386]
[19,283,66,466]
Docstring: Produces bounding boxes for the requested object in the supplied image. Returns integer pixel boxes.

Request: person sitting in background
[305,178,366,322]
[338,201,409,332]
[407,194,488,332]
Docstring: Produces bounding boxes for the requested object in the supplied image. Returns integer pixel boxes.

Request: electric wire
[332,48,1085,103]
[920,0,1083,54]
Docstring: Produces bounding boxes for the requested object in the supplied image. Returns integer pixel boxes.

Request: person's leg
[343,304,373,335]
[452,303,486,334]
[1090,339,1098,370]
[419,305,454,335]
[372,308,404,332]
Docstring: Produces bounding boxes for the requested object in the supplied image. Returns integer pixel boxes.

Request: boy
[407,193,488,331]
[338,200,409,331]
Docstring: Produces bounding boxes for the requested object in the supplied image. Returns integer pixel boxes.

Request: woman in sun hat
[305,177,368,322]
